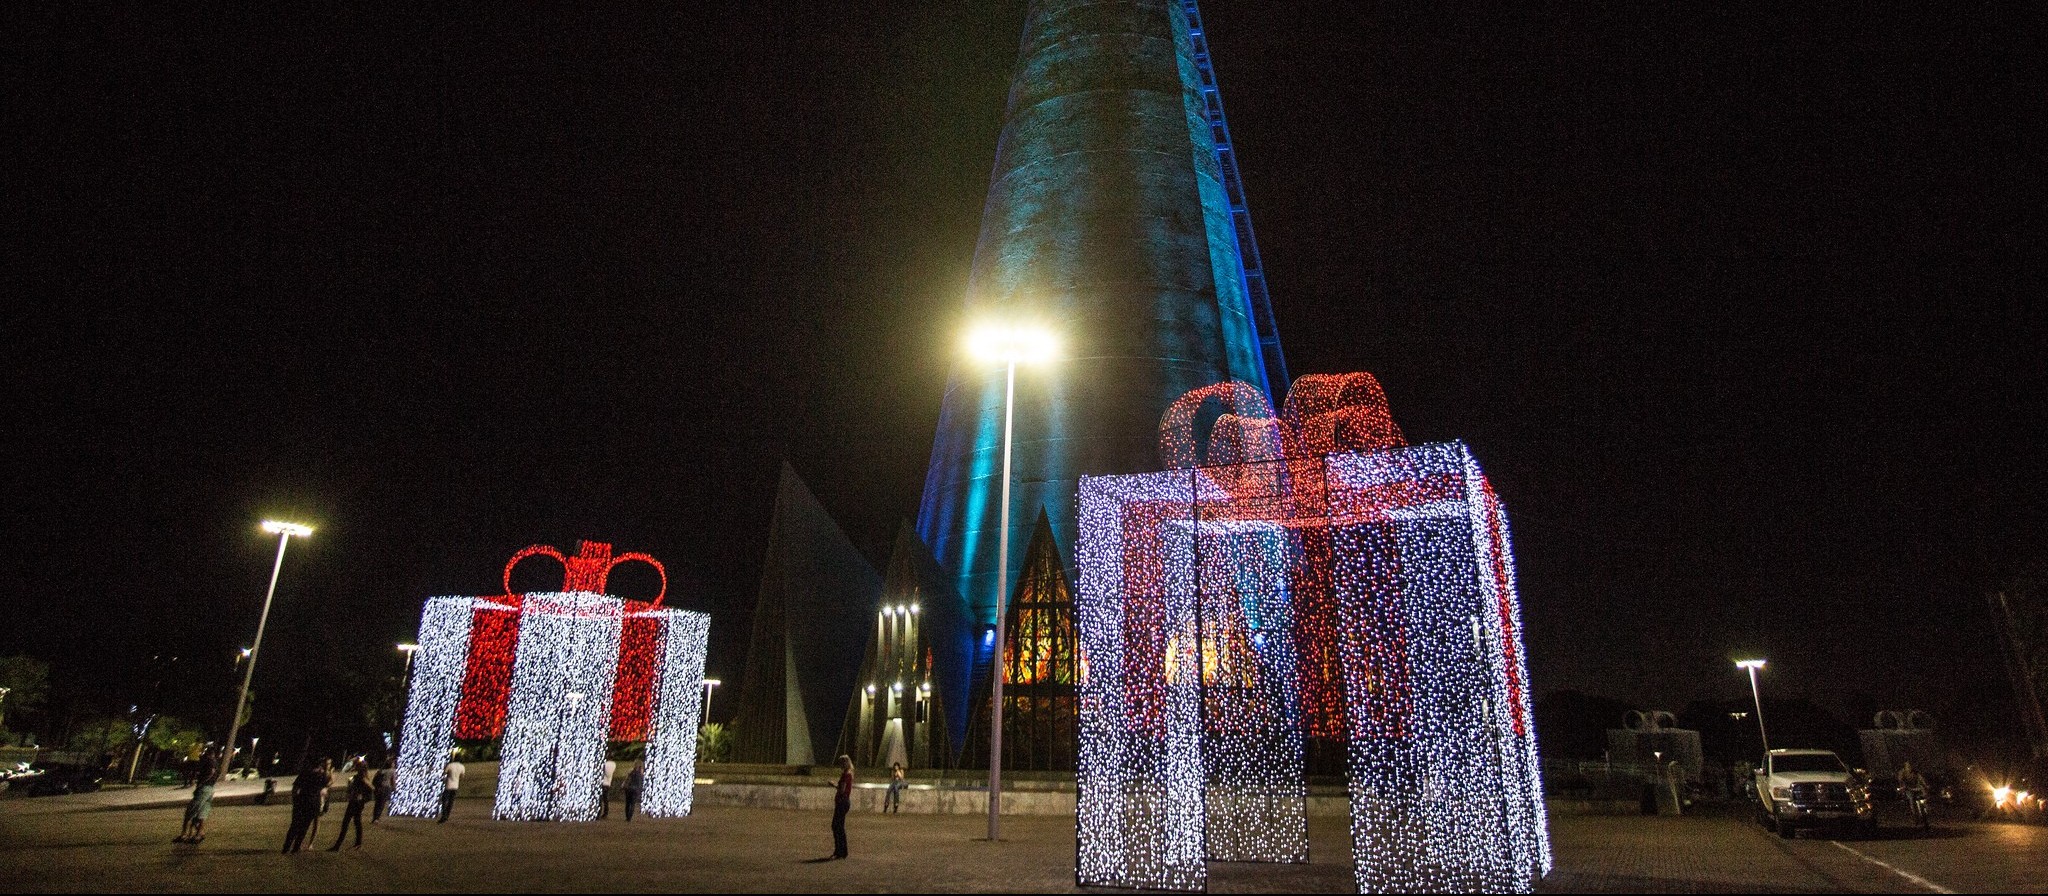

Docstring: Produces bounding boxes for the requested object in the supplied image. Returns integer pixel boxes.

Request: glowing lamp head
[396,643,419,654]
[703,678,721,688]
[1735,659,1766,671]
[261,520,314,537]
[967,323,1057,365]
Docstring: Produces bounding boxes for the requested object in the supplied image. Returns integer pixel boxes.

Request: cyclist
[1895,761,1929,828]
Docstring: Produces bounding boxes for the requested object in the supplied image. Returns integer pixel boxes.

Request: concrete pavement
[1,788,2040,892]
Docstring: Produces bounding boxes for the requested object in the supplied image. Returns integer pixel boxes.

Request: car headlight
[1771,786,1793,801]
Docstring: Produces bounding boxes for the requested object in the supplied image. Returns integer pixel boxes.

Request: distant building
[838,524,974,769]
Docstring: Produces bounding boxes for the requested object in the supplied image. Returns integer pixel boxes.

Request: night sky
[4,3,2041,753]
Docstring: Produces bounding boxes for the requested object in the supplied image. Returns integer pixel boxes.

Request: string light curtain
[641,610,709,817]
[392,596,486,817]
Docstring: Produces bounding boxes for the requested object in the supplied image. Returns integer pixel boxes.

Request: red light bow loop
[503,545,570,595]
[501,541,667,606]
[606,552,668,608]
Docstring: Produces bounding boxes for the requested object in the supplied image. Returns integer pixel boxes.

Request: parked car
[8,762,104,796]
[1753,749,1873,839]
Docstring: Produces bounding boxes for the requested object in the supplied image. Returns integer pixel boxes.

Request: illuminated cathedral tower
[919,0,1285,634]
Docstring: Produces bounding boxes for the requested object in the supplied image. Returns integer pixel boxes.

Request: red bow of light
[452,540,672,741]
[1157,372,1407,515]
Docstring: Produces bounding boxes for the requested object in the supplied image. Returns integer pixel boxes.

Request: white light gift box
[392,542,709,823]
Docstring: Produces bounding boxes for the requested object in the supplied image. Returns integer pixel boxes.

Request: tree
[148,716,205,755]
[696,722,731,764]
[0,655,50,732]
[71,716,136,768]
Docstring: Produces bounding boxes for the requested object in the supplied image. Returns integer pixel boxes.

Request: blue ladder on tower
[1182,0,1290,396]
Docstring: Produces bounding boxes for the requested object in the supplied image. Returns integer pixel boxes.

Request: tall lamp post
[701,678,721,720]
[1735,658,1770,756]
[218,520,312,784]
[966,321,1056,842]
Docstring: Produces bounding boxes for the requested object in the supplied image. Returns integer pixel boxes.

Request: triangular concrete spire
[729,462,882,766]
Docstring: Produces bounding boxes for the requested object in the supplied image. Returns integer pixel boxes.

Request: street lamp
[218,520,312,785]
[701,678,721,721]
[966,320,1056,842]
[1735,658,1770,756]
[397,643,419,681]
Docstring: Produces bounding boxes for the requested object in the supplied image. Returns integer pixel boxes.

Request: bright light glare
[967,323,1057,365]
[261,520,314,537]
[1735,658,1767,670]
[703,678,721,687]
[1992,785,2011,807]
[396,643,419,654]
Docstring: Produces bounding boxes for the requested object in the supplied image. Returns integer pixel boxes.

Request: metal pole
[220,530,292,783]
[1745,666,1769,755]
[988,358,1015,841]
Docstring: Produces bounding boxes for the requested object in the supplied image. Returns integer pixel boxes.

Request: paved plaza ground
[1,786,2042,893]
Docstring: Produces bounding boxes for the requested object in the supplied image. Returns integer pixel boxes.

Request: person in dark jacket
[623,761,645,822]
[327,766,373,850]
[281,763,325,854]
[370,761,394,823]
[831,754,854,859]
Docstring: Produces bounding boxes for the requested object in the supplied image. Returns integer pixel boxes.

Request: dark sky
[4,3,2041,750]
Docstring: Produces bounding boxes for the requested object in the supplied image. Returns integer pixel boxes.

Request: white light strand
[391,596,482,817]
[641,609,710,817]
[494,592,623,822]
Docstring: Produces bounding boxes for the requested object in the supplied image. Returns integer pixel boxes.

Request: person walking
[438,754,465,823]
[598,756,617,819]
[327,766,373,850]
[623,761,645,822]
[830,754,854,859]
[281,762,325,854]
[370,760,394,823]
[884,762,906,814]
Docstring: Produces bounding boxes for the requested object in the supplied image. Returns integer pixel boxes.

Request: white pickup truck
[1753,748,1874,839]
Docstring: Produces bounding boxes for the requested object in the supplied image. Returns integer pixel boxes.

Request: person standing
[598,756,618,819]
[438,755,465,823]
[305,758,333,844]
[370,760,394,823]
[884,762,906,814]
[174,749,220,844]
[281,762,325,854]
[623,761,645,822]
[317,758,335,815]
[327,766,373,850]
[831,755,854,859]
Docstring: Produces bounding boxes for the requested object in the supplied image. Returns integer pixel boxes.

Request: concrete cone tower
[918,0,1285,628]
